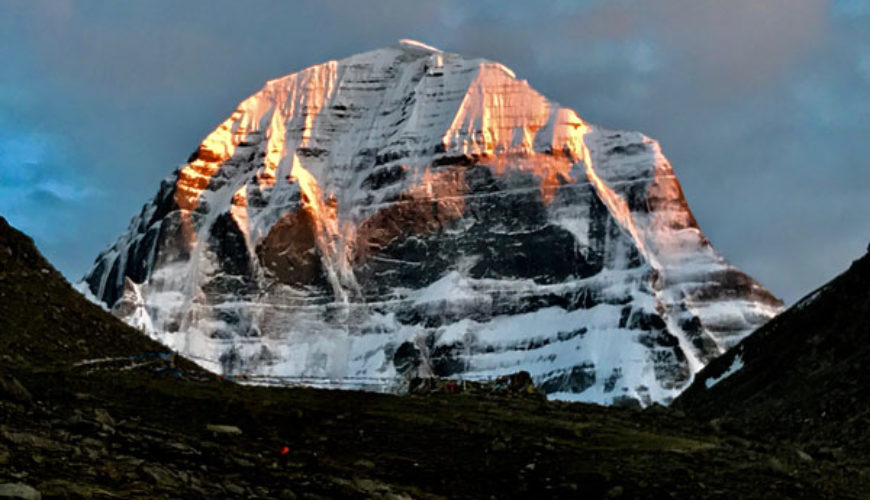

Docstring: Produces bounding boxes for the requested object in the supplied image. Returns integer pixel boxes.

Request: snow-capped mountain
[83,40,782,405]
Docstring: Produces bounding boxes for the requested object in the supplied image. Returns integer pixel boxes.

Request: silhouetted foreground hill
[0,218,193,370]
[676,249,870,466]
[0,216,865,498]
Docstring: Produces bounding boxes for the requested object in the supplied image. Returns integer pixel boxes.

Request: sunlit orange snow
[169,46,641,274]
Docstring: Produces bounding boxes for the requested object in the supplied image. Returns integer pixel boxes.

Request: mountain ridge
[83,41,782,404]
[675,246,870,462]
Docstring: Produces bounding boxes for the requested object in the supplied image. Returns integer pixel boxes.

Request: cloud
[642,0,828,95]
[0,0,868,304]
[832,0,870,17]
[0,129,97,231]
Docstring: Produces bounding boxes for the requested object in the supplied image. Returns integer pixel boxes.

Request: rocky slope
[83,40,782,404]
[676,247,870,464]
[0,221,185,371]
[1,216,864,498]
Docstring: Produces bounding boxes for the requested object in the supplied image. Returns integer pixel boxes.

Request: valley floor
[1,363,867,499]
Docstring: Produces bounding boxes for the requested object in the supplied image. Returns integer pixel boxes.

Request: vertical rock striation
[83,40,782,405]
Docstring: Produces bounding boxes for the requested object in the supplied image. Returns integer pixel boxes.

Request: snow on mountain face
[83,40,782,405]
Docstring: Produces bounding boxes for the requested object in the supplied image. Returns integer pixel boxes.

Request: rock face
[83,40,782,404]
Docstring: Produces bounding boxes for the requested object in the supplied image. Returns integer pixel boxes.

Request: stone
[766,458,787,474]
[231,456,255,468]
[37,480,102,499]
[353,459,376,469]
[141,465,182,488]
[223,483,245,496]
[206,424,242,436]
[353,479,378,493]
[606,485,624,498]
[93,408,115,427]
[0,483,41,500]
[2,432,66,452]
[0,375,32,404]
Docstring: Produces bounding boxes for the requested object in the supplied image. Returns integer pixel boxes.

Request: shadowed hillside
[0,218,192,370]
[676,248,870,468]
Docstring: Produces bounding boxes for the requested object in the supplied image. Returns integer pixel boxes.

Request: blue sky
[0,0,868,304]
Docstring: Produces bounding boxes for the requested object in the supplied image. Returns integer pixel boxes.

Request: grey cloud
[0,0,867,304]
[643,0,828,95]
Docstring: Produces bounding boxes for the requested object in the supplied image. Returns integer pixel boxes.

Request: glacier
[83,40,782,405]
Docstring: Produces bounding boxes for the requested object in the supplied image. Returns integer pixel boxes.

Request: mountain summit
[83,41,782,404]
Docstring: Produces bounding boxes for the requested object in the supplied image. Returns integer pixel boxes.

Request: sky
[0,0,868,305]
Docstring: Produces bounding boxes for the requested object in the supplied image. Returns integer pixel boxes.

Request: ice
[73,281,108,310]
[704,354,744,388]
[81,43,784,406]
[398,39,442,53]
[412,271,478,305]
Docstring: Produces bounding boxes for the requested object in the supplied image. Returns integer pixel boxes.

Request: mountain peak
[83,44,782,405]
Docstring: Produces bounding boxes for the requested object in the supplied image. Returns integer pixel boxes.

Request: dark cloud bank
[0,0,868,304]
